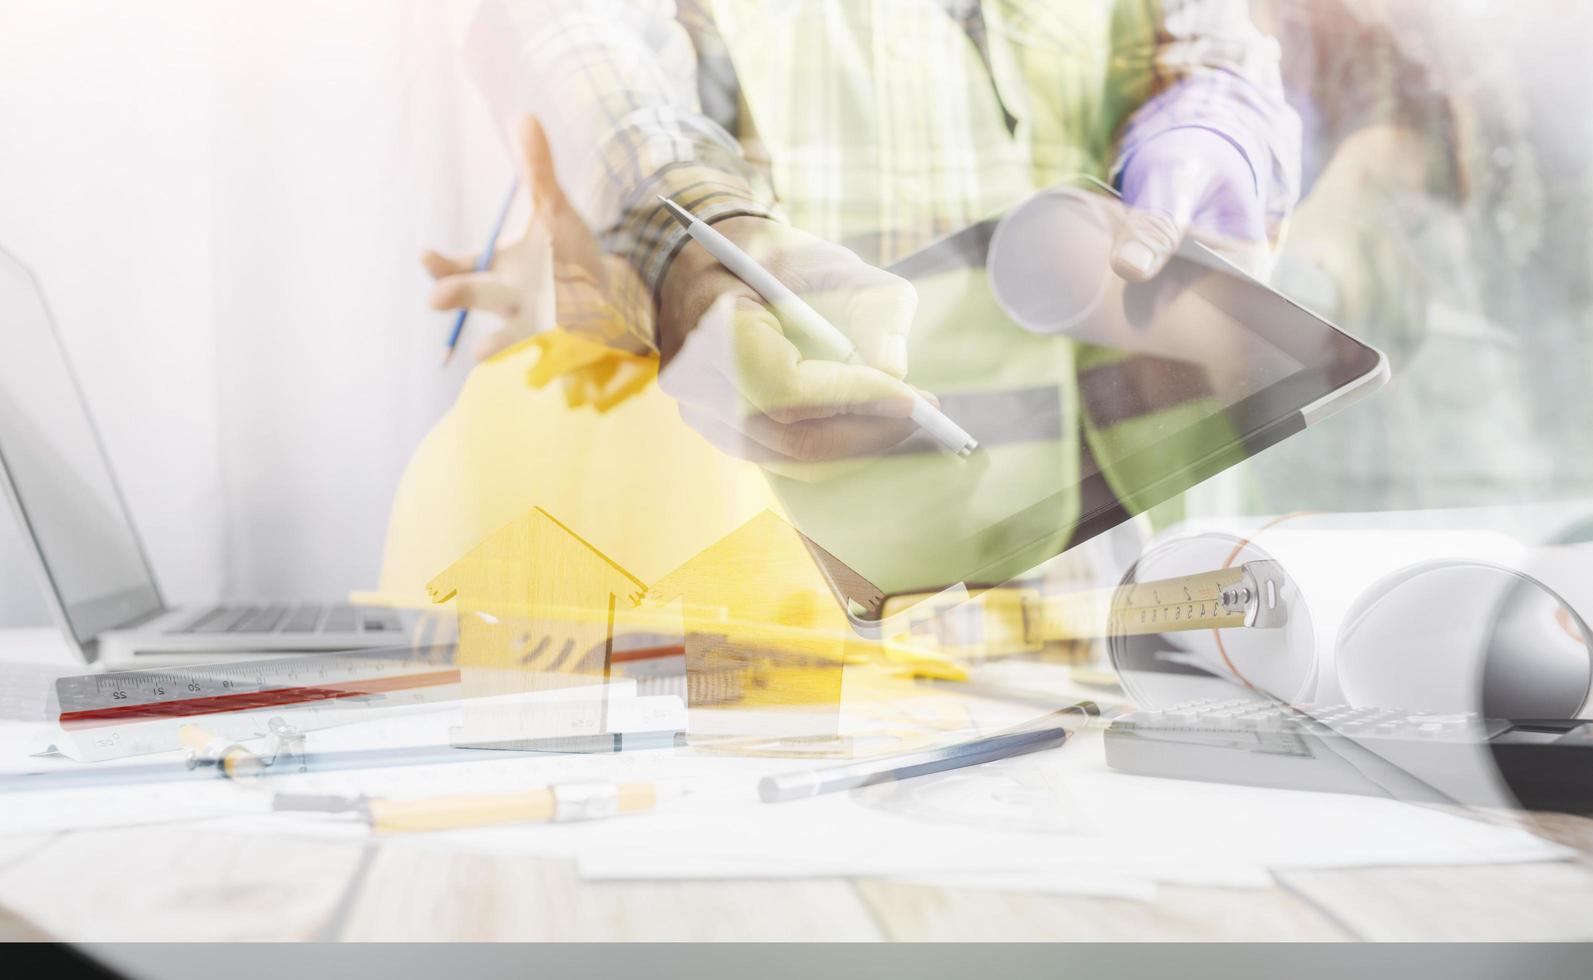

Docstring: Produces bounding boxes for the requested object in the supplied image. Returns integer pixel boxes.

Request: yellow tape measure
[883,561,1290,664]
[1031,560,1288,641]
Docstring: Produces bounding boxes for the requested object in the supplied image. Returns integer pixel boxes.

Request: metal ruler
[50,645,460,762]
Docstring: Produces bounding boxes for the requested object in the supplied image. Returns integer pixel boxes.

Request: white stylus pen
[657,196,978,457]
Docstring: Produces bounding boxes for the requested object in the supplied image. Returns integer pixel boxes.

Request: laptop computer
[0,244,409,665]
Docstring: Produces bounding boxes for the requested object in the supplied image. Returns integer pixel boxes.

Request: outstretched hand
[422,116,653,409]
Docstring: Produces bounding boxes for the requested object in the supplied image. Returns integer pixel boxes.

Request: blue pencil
[442,177,520,365]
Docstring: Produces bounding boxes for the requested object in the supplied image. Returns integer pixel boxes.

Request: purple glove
[1110,126,1271,282]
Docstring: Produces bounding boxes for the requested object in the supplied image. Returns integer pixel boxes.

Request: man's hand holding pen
[656,217,937,463]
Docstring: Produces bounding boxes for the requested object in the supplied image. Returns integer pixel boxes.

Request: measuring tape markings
[1026,562,1284,643]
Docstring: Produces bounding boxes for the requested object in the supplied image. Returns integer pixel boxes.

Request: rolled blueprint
[1335,559,1591,718]
[1114,503,1593,718]
[1106,505,1593,813]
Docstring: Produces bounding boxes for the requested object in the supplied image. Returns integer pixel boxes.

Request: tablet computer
[764,185,1388,629]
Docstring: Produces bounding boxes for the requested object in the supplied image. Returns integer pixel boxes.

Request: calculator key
[1411,713,1472,726]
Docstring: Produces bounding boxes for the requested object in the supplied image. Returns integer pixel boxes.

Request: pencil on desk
[442,177,520,365]
[757,702,1095,803]
[273,780,679,834]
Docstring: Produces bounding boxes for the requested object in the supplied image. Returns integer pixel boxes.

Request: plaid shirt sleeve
[494,0,776,350]
[1107,0,1303,235]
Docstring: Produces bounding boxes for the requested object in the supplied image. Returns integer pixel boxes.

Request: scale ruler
[51,645,459,762]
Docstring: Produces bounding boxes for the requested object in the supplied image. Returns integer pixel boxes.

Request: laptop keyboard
[171,603,402,635]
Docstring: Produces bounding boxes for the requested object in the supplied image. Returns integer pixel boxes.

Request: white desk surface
[2,628,1591,942]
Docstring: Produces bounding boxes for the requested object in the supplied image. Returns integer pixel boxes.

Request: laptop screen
[0,248,163,645]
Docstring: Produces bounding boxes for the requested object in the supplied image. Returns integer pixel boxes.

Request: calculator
[1103,697,1593,812]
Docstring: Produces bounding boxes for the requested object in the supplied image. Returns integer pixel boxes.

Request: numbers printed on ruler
[81,662,331,709]
[56,649,460,722]
[50,648,462,761]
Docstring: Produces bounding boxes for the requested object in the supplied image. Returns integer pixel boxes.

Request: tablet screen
[765,187,1385,616]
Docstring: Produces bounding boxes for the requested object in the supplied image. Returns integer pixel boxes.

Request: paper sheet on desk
[232,722,1548,894]
[200,745,1189,900]
[4,687,1572,900]
[571,736,1573,889]
[0,719,278,835]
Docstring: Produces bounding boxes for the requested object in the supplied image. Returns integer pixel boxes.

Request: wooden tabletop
[4,626,1591,942]
[3,813,1592,941]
